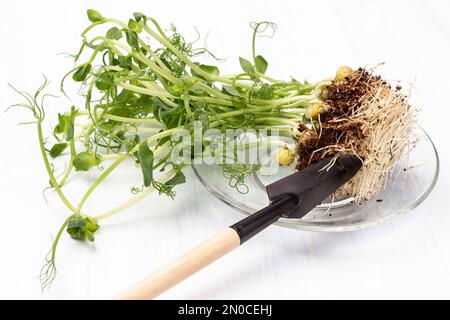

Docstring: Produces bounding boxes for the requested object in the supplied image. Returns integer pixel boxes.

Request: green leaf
[72,64,92,82]
[87,9,103,23]
[195,64,220,77]
[53,110,74,141]
[128,19,142,33]
[190,63,220,83]
[155,135,170,149]
[165,171,186,186]
[254,55,268,74]
[125,135,140,154]
[249,83,274,100]
[239,57,255,76]
[152,97,170,112]
[95,79,112,91]
[49,143,68,158]
[66,107,76,141]
[232,96,247,108]
[67,215,99,242]
[133,55,148,69]
[152,97,184,129]
[73,151,101,171]
[137,143,154,187]
[116,55,133,70]
[125,30,139,50]
[222,85,240,96]
[133,12,146,22]
[95,72,114,91]
[106,27,122,40]
[66,122,74,141]
[54,113,66,135]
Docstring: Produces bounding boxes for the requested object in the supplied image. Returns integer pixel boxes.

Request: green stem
[117,82,176,99]
[101,153,126,160]
[135,39,178,82]
[94,168,177,221]
[103,114,159,125]
[104,38,183,86]
[58,138,76,187]
[254,117,297,126]
[213,104,302,120]
[138,80,179,108]
[76,110,159,124]
[193,82,232,101]
[90,37,182,86]
[50,214,74,262]
[141,23,252,89]
[60,46,102,93]
[250,94,316,107]
[37,123,76,212]
[75,154,129,215]
[74,128,180,215]
[120,79,316,110]
[252,25,257,63]
[148,17,170,39]
[181,95,234,107]
[257,72,279,83]
[133,50,182,86]
[183,90,192,117]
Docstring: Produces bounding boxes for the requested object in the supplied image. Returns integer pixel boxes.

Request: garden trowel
[116,154,362,299]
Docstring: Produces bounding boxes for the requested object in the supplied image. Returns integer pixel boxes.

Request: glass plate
[192,127,439,232]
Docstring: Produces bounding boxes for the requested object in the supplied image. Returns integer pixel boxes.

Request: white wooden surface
[1,0,450,299]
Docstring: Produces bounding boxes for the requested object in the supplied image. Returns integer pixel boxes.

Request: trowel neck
[230,195,298,244]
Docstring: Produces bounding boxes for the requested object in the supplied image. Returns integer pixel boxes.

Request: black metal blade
[266,154,362,218]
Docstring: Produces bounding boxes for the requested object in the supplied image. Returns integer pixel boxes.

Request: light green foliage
[165,171,186,186]
[191,63,220,81]
[255,55,268,74]
[72,64,92,82]
[106,27,122,40]
[87,9,103,23]
[137,143,154,187]
[10,9,324,290]
[249,83,275,100]
[239,57,256,79]
[73,151,101,171]
[49,143,68,158]
[67,215,99,241]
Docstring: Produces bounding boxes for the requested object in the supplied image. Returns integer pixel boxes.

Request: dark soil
[295,68,378,170]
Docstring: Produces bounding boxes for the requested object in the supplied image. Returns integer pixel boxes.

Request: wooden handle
[115,228,241,300]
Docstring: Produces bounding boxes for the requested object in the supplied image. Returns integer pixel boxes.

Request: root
[295,67,416,202]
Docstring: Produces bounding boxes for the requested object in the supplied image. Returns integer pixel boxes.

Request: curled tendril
[222,163,261,194]
[153,180,176,199]
[190,29,225,62]
[131,185,145,194]
[6,76,56,123]
[249,21,277,39]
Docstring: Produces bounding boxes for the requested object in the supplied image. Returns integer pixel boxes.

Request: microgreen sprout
[16,9,410,291]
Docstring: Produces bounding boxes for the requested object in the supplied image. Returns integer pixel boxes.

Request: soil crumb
[295,67,416,201]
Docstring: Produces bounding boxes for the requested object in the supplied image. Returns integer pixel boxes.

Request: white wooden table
[1,0,449,299]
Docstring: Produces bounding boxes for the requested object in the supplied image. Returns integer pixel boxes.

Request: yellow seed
[277,145,295,166]
[305,102,328,120]
[335,66,353,82]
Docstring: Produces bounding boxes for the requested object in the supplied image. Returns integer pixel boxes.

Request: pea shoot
[10,9,415,290]
[9,9,323,289]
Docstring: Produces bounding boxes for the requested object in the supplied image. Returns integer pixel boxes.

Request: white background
[1,0,450,299]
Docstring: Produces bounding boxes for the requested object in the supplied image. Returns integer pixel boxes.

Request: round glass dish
[192,127,439,232]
